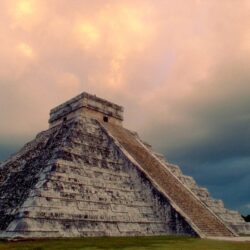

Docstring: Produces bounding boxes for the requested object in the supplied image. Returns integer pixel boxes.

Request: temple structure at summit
[0,92,249,239]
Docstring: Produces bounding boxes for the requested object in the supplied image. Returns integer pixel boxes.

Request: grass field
[0,236,249,250]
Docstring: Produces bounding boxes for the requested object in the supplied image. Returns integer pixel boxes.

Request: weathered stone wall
[0,117,196,238]
[49,92,123,127]
[50,108,122,128]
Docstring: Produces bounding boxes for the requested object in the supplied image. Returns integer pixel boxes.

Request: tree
[242,215,250,222]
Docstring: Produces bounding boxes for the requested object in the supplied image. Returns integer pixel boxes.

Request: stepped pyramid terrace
[0,92,249,239]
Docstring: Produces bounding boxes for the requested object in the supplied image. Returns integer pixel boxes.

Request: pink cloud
[0,0,250,139]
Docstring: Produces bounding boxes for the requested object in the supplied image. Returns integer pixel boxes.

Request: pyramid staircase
[101,122,235,238]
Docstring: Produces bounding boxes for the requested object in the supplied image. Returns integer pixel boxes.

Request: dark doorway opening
[103,116,109,122]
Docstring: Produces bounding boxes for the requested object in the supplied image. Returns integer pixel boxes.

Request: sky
[0,0,250,215]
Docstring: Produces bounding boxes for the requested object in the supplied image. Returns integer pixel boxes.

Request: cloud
[0,0,250,214]
[143,56,250,163]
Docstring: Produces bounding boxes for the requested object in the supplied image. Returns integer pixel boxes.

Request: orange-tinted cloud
[17,42,34,57]
[0,0,249,136]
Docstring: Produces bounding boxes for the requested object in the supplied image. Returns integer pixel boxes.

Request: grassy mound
[0,236,249,250]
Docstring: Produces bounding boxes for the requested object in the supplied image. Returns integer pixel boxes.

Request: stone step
[138,137,250,234]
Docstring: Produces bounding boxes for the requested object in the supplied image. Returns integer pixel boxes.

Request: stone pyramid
[0,92,249,239]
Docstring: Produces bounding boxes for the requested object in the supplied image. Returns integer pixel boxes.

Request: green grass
[0,236,249,250]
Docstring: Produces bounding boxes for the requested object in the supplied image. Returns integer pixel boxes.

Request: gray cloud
[141,58,250,214]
